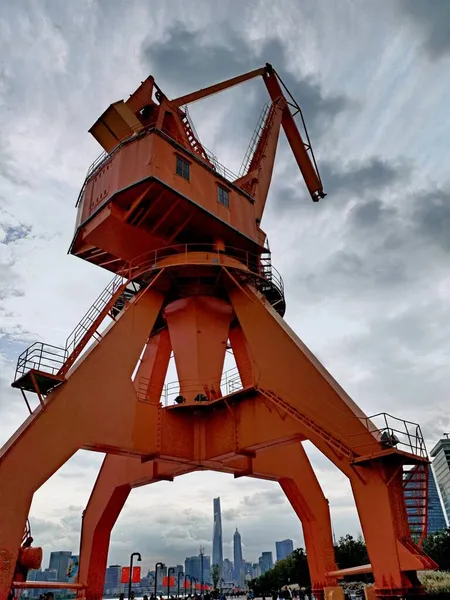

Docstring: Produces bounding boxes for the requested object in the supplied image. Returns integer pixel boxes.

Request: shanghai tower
[212,497,223,574]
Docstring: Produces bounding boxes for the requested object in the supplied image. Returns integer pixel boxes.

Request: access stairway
[11,274,142,405]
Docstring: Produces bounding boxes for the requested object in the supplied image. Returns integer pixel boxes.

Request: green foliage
[250,549,310,595]
[249,529,450,596]
[418,571,450,595]
[422,528,450,571]
[334,534,369,570]
[211,564,221,590]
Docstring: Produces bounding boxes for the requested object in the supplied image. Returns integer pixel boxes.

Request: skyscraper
[258,552,273,575]
[403,466,447,538]
[104,565,121,594]
[275,539,294,562]
[431,435,450,525]
[233,528,244,589]
[48,551,72,582]
[212,497,223,574]
[185,555,211,585]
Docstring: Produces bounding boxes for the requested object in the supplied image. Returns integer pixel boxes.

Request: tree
[334,535,369,569]
[211,564,221,590]
[249,549,310,595]
[423,527,450,571]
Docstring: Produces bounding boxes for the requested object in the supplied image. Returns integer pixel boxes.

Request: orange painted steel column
[351,465,431,596]
[251,443,338,595]
[133,329,172,404]
[226,282,423,597]
[79,455,196,600]
[0,289,163,600]
[228,326,255,387]
[164,297,233,402]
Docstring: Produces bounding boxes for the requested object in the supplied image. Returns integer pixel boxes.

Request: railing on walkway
[15,342,68,381]
[137,366,244,406]
[351,412,428,459]
[120,242,284,293]
[65,274,125,359]
[76,123,240,209]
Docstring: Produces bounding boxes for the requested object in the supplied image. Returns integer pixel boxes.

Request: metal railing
[75,123,241,211]
[65,274,125,358]
[351,412,428,459]
[239,103,270,177]
[15,342,67,380]
[120,242,284,294]
[137,366,245,406]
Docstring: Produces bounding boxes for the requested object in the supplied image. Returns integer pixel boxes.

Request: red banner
[162,576,176,587]
[184,581,190,589]
[120,566,141,584]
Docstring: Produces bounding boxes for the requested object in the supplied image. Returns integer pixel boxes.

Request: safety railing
[350,412,428,459]
[159,125,239,183]
[65,274,125,358]
[137,366,245,406]
[76,122,240,210]
[239,103,270,177]
[120,243,284,293]
[14,342,68,380]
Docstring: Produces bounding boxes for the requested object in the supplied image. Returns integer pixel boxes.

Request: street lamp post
[192,577,198,596]
[168,567,175,599]
[185,574,191,598]
[199,546,204,600]
[155,562,165,599]
[177,571,184,598]
[128,552,142,600]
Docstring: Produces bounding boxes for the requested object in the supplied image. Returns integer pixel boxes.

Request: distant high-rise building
[431,436,450,525]
[275,539,294,562]
[403,466,447,538]
[222,558,234,582]
[258,552,273,575]
[104,565,121,594]
[185,555,211,585]
[233,529,244,589]
[49,551,72,582]
[251,563,261,579]
[212,497,223,575]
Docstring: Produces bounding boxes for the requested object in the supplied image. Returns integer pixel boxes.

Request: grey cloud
[400,0,450,59]
[242,488,286,508]
[321,158,410,197]
[412,189,450,252]
[141,24,351,143]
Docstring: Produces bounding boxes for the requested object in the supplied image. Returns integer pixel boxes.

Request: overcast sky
[1,0,450,574]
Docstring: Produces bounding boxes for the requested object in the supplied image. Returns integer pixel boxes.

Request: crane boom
[170,63,325,203]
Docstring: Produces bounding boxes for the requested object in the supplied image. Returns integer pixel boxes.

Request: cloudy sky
[1,0,450,575]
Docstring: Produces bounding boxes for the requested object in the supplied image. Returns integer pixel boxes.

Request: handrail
[120,243,284,294]
[350,412,428,459]
[75,123,240,209]
[137,366,245,405]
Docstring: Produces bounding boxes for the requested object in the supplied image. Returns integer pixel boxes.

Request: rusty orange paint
[0,65,433,600]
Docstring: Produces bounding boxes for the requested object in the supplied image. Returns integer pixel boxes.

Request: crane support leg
[351,465,429,597]
[226,282,427,598]
[78,455,196,600]
[0,288,163,600]
[79,443,338,600]
[251,444,339,598]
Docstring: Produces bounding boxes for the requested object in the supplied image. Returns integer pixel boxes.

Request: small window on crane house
[217,185,230,208]
[176,155,190,181]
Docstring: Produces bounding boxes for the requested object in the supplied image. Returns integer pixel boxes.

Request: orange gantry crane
[0,64,436,600]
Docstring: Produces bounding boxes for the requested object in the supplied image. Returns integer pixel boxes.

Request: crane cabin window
[217,185,230,208]
[176,155,190,181]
